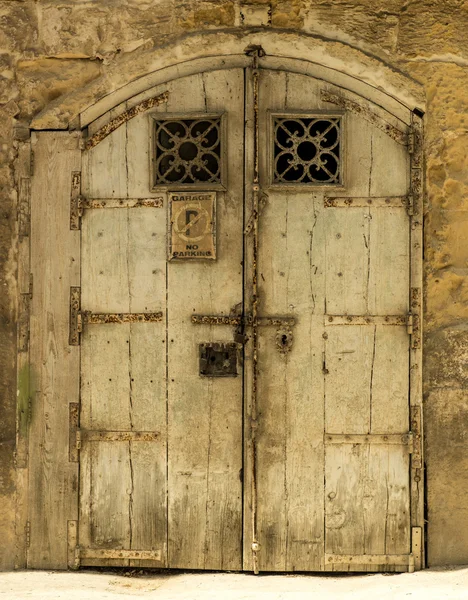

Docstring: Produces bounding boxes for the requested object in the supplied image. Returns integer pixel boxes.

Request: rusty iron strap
[323,196,408,208]
[84,91,169,150]
[325,315,407,326]
[80,311,163,326]
[320,90,408,146]
[250,50,261,576]
[80,197,164,210]
[80,430,160,442]
[191,314,295,327]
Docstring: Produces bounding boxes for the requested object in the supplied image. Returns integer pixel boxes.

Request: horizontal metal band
[79,197,164,209]
[81,430,160,442]
[325,553,413,566]
[80,548,163,561]
[325,315,407,326]
[320,90,408,146]
[191,315,296,327]
[80,311,163,326]
[324,196,407,208]
[325,433,412,447]
[192,315,242,326]
[84,90,169,150]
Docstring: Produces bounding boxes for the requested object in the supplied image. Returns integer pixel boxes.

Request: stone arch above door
[23,36,425,572]
[30,29,425,131]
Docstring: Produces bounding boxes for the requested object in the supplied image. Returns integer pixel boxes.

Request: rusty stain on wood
[321,90,408,145]
[324,196,407,208]
[84,91,169,150]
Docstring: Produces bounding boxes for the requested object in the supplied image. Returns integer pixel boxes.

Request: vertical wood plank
[325,444,410,556]
[28,131,81,568]
[255,69,326,572]
[80,205,167,559]
[166,70,244,570]
[15,141,31,569]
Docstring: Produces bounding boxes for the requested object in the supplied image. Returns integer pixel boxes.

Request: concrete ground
[1,568,468,600]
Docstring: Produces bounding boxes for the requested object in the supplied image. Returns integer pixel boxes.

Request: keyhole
[281,334,288,346]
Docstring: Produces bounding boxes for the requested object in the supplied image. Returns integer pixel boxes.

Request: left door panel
[79,69,245,569]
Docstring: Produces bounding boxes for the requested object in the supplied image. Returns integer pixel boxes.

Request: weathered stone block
[425,388,468,565]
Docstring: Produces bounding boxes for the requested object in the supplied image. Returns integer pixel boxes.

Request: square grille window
[153,116,222,186]
[273,116,341,184]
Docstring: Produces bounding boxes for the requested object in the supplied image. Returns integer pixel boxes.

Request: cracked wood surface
[80,69,244,570]
[28,132,81,568]
[255,69,411,571]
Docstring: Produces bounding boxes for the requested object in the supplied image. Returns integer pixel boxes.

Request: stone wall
[1,0,468,569]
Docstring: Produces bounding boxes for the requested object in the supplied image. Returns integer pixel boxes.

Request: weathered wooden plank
[28,131,81,568]
[254,69,326,572]
[325,325,409,434]
[325,208,369,315]
[86,107,128,198]
[369,326,409,434]
[166,69,244,570]
[80,172,167,561]
[367,208,410,315]
[325,444,410,556]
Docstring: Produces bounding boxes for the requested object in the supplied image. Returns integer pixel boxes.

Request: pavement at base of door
[1,567,468,600]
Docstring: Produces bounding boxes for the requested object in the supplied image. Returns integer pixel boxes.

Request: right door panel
[254,69,412,572]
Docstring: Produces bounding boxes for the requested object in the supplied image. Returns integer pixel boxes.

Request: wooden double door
[77,65,418,572]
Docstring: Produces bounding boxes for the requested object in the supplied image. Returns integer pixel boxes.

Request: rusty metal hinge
[406,313,414,335]
[408,129,415,154]
[67,520,80,570]
[69,287,82,345]
[412,526,423,571]
[69,403,80,462]
[69,287,163,345]
[410,287,422,349]
[406,194,414,216]
[25,521,31,548]
[411,405,423,471]
[70,172,82,230]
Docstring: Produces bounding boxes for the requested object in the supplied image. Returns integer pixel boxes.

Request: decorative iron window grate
[153,116,222,185]
[273,116,341,184]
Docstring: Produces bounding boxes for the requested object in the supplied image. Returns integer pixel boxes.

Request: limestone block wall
[1,0,468,569]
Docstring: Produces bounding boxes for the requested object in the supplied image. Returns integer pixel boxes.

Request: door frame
[20,41,425,571]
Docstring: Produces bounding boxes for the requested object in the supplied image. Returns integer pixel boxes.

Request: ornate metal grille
[153,116,222,185]
[273,116,341,184]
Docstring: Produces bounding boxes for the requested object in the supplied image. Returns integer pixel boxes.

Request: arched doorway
[26,38,424,573]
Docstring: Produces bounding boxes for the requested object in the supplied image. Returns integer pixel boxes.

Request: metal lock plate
[199,342,238,377]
